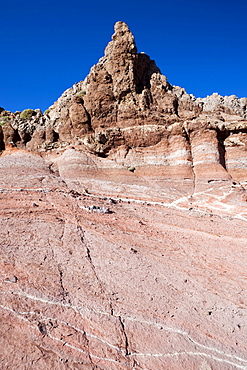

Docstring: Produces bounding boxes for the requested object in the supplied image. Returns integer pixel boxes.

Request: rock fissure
[183,125,196,196]
[77,226,103,290]
[119,316,130,356]
[1,301,247,369]
[57,264,68,303]
[0,303,129,367]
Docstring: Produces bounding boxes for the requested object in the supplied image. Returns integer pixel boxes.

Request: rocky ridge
[1,22,247,155]
[1,22,247,192]
[1,21,247,370]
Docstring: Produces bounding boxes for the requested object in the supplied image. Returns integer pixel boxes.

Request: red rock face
[1,149,247,370]
[82,21,201,132]
[1,21,247,369]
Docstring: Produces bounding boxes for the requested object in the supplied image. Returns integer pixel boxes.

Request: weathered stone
[26,130,46,151]
[69,96,91,136]
[0,126,4,151]
[2,122,20,145]
[197,93,247,118]
[1,149,247,369]
[45,128,57,143]
[1,22,247,369]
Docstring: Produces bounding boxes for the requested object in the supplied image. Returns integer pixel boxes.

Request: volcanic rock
[1,21,247,370]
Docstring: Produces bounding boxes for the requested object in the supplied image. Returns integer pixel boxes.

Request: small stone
[130,248,137,253]
[4,276,18,283]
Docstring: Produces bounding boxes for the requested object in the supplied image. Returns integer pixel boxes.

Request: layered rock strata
[1,21,247,370]
[1,149,247,370]
[1,22,247,192]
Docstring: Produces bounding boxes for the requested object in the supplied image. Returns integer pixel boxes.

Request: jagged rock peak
[114,20,132,33]
[1,21,247,155]
[104,21,137,57]
[94,20,161,96]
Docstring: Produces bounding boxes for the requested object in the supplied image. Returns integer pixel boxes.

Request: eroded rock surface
[1,22,247,185]
[1,21,247,370]
[1,149,247,370]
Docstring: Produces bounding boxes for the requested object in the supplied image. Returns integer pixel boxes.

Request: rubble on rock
[1,21,247,370]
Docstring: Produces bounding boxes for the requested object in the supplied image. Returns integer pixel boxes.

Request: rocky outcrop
[47,22,202,136]
[0,21,247,201]
[1,22,247,369]
[0,108,46,149]
[1,21,247,193]
[197,92,247,118]
[1,22,247,176]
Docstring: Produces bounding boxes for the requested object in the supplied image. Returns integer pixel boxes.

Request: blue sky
[1,0,246,112]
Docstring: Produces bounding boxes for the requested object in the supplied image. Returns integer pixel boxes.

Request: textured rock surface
[197,93,247,118]
[1,21,247,369]
[1,22,247,167]
[1,149,247,370]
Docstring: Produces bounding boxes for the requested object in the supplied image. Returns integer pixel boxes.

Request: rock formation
[1,21,247,369]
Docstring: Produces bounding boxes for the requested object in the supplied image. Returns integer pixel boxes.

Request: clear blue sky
[1,0,246,112]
